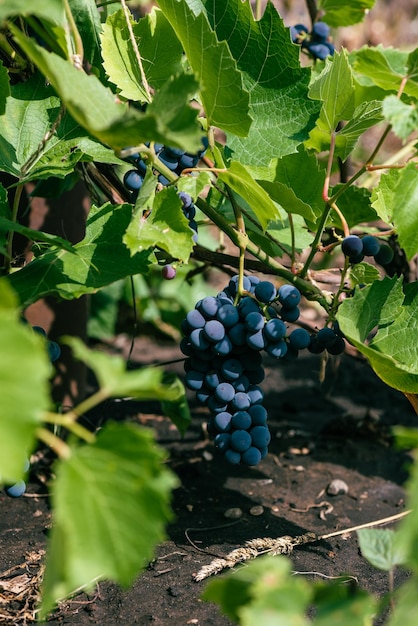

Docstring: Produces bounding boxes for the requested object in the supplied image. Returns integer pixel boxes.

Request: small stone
[249,505,264,516]
[327,479,349,496]
[224,507,243,519]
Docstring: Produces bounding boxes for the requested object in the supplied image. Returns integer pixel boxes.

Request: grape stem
[36,427,72,459]
[226,186,248,299]
[63,0,84,68]
[43,412,96,443]
[120,0,152,102]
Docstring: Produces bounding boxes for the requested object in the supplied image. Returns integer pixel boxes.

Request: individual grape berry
[242,447,262,466]
[215,433,231,451]
[214,412,232,432]
[264,318,287,341]
[229,275,252,296]
[290,23,308,43]
[247,385,263,405]
[198,296,220,319]
[361,235,381,257]
[244,311,265,332]
[162,264,176,280]
[238,296,260,317]
[248,404,268,425]
[254,281,277,303]
[208,396,228,414]
[316,327,338,349]
[5,480,26,498]
[205,370,222,390]
[312,22,330,42]
[246,329,266,351]
[32,325,47,336]
[375,244,394,266]
[280,306,300,323]
[246,366,265,385]
[215,382,235,403]
[186,309,206,329]
[230,429,252,452]
[231,411,252,430]
[165,146,185,159]
[217,304,240,328]
[212,336,233,356]
[231,392,251,411]
[250,425,271,448]
[308,335,325,354]
[327,335,346,355]
[233,375,250,393]
[341,235,363,259]
[221,358,243,380]
[308,43,332,61]
[189,328,211,351]
[265,340,288,359]
[123,169,143,192]
[47,340,61,362]
[278,284,301,308]
[204,320,225,343]
[288,328,311,350]
[185,370,205,391]
[224,449,241,465]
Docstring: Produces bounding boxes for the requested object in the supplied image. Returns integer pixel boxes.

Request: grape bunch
[122,138,209,199]
[180,275,344,466]
[290,21,335,60]
[341,235,395,267]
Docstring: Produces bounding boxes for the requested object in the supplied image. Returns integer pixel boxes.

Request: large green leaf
[10,26,202,152]
[40,422,178,618]
[0,59,10,115]
[0,73,125,179]
[0,281,50,482]
[328,184,377,229]
[337,277,418,393]
[204,0,319,165]
[306,50,356,153]
[371,163,418,260]
[217,161,282,230]
[0,0,64,23]
[317,0,376,27]
[353,46,418,99]
[357,529,405,571]
[101,8,184,100]
[336,100,383,161]
[157,0,251,137]
[5,202,153,307]
[382,95,418,141]
[124,183,195,262]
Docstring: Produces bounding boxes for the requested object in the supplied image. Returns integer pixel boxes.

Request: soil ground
[0,335,416,625]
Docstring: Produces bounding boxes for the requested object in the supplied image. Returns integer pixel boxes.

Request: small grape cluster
[180,275,342,466]
[341,235,394,267]
[290,21,335,60]
[122,139,209,199]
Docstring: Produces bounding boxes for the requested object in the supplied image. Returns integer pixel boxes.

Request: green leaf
[0,218,76,252]
[390,462,418,574]
[5,202,153,307]
[353,46,418,99]
[177,170,212,200]
[0,0,64,23]
[69,0,103,71]
[203,555,312,625]
[124,183,195,262]
[371,164,418,260]
[0,59,10,115]
[0,282,50,482]
[313,580,376,626]
[40,422,178,618]
[217,161,282,230]
[349,262,381,287]
[336,100,383,161]
[258,149,326,223]
[357,528,405,571]
[0,73,125,179]
[337,277,418,393]
[329,185,377,229]
[205,0,319,165]
[388,579,418,626]
[306,50,356,153]
[317,0,376,27]
[392,426,418,450]
[158,0,251,137]
[10,27,202,152]
[382,96,418,141]
[101,8,184,100]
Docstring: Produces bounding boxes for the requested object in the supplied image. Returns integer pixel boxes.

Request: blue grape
[208,396,228,413]
[248,404,268,425]
[316,327,338,349]
[204,320,225,343]
[247,386,264,405]
[307,43,331,60]
[278,284,301,308]
[233,375,250,392]
[215,382,235,403]
[266,339,288,359]
[246,366,265,385]
[246,329,266,351]
[123,169,143,192]
[327,335,345,355]
[47,340,61,362]
[238,296,261,318]
[186,309,206,329]
[189,328,211,351]
[205,370,222,389]
[5,480,26,498]
[250,425,271,448]
[231,411,252,430]
[217,304,239,328]
[312,22,330,42]
[214,412,232,432]
[224,449,241,464]
[198,296,220,319]
[245,311,265,332]
[228,322,247,346]
[361,235,381,257]
[230,430,252,452]
[280,306,300,323]
[264,318,287,341]
[255,281,277,303]
[221,358,243,380]
[196,387,211,405]
[185,370,205,391]
[178,153,199,170]
[242,447,262,467]
[288,328,311,350]
[375,244,394,266]
[231,392,251,411]
[342,235,363,259]
[215,433,231,451]
[212,336,233,356]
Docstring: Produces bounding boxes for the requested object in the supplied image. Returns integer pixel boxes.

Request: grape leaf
[306,50,356,153]
[204,0,319,166]
[69,0,103,72]
[0,218,76,252]
[40,422,178,618]
[328,185,377,229]
[386,579,418,626]
[371,163,418,260]
[124,185,195,262]
[101,8,184,100]
[317,0,376,27]
[357,529,405,571]
[157,0,251,137]
[0,60,10,115]
[382,96,418,141]
[0,73,126,180]
[336,100,383,161]
[0,282,50,483]
[353,46,418,99]
[349,262,381,287]
[10,26,202,152]
[337,277,418,393]
[5,203,153,307]
[217,161,282,229]
[0,0,64,23]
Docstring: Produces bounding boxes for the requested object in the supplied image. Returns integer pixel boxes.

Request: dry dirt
[1,335,416,625]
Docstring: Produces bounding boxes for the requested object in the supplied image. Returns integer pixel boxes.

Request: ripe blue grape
[47,340,61,362]
[215,382,235,403]
[198,296,220,319]
[342,235,363,259]
[308,43,331,60]
[250,425,271,448]
[247,386,264,405]
[242,447,262,466]
[245,311,265,332]
[278,284,301,308]
[264,318,287,341]
[123,169,143,192]
[246,329,266,351]
[217,304,239,328]
[185,370,205,391]
[375,244,394,266]
[224,449,241,465]
[248,404,268,425]
[288,328,311,350]
[5,480,26,498]
[189,328,211,351]
[312,21,330,41]
[254,281,277,303]
[214,412,232,432]
[230,430,252,452]
[266,339,288,359]
[316,327,338,348]
[186,309,206,329]
[280,306,300,323]
[231,411,252,430]
[231,392,251,411]
[215,433,231,451]
[221,358,243,380]
[204,320,225,343]
[361,235,381,257]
